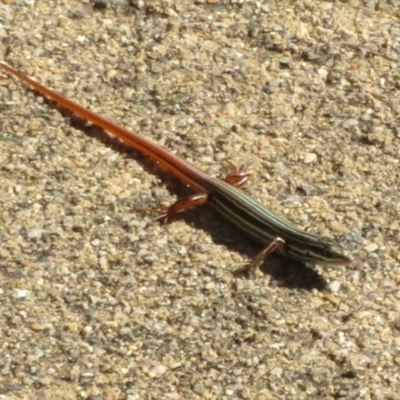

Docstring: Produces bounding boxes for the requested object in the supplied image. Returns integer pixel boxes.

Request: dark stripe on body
[205,179,334,263]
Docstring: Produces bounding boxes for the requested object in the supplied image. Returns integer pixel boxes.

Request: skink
[0,61,352,269]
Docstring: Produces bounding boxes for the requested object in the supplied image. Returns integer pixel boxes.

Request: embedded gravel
[1,1,400,399]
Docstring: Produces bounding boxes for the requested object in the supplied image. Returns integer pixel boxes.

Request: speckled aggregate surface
[0,1,400,399]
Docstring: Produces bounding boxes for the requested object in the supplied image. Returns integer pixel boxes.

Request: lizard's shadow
[42,96,327,292]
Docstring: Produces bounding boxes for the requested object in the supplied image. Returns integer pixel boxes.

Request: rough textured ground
[0,0,400,399]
